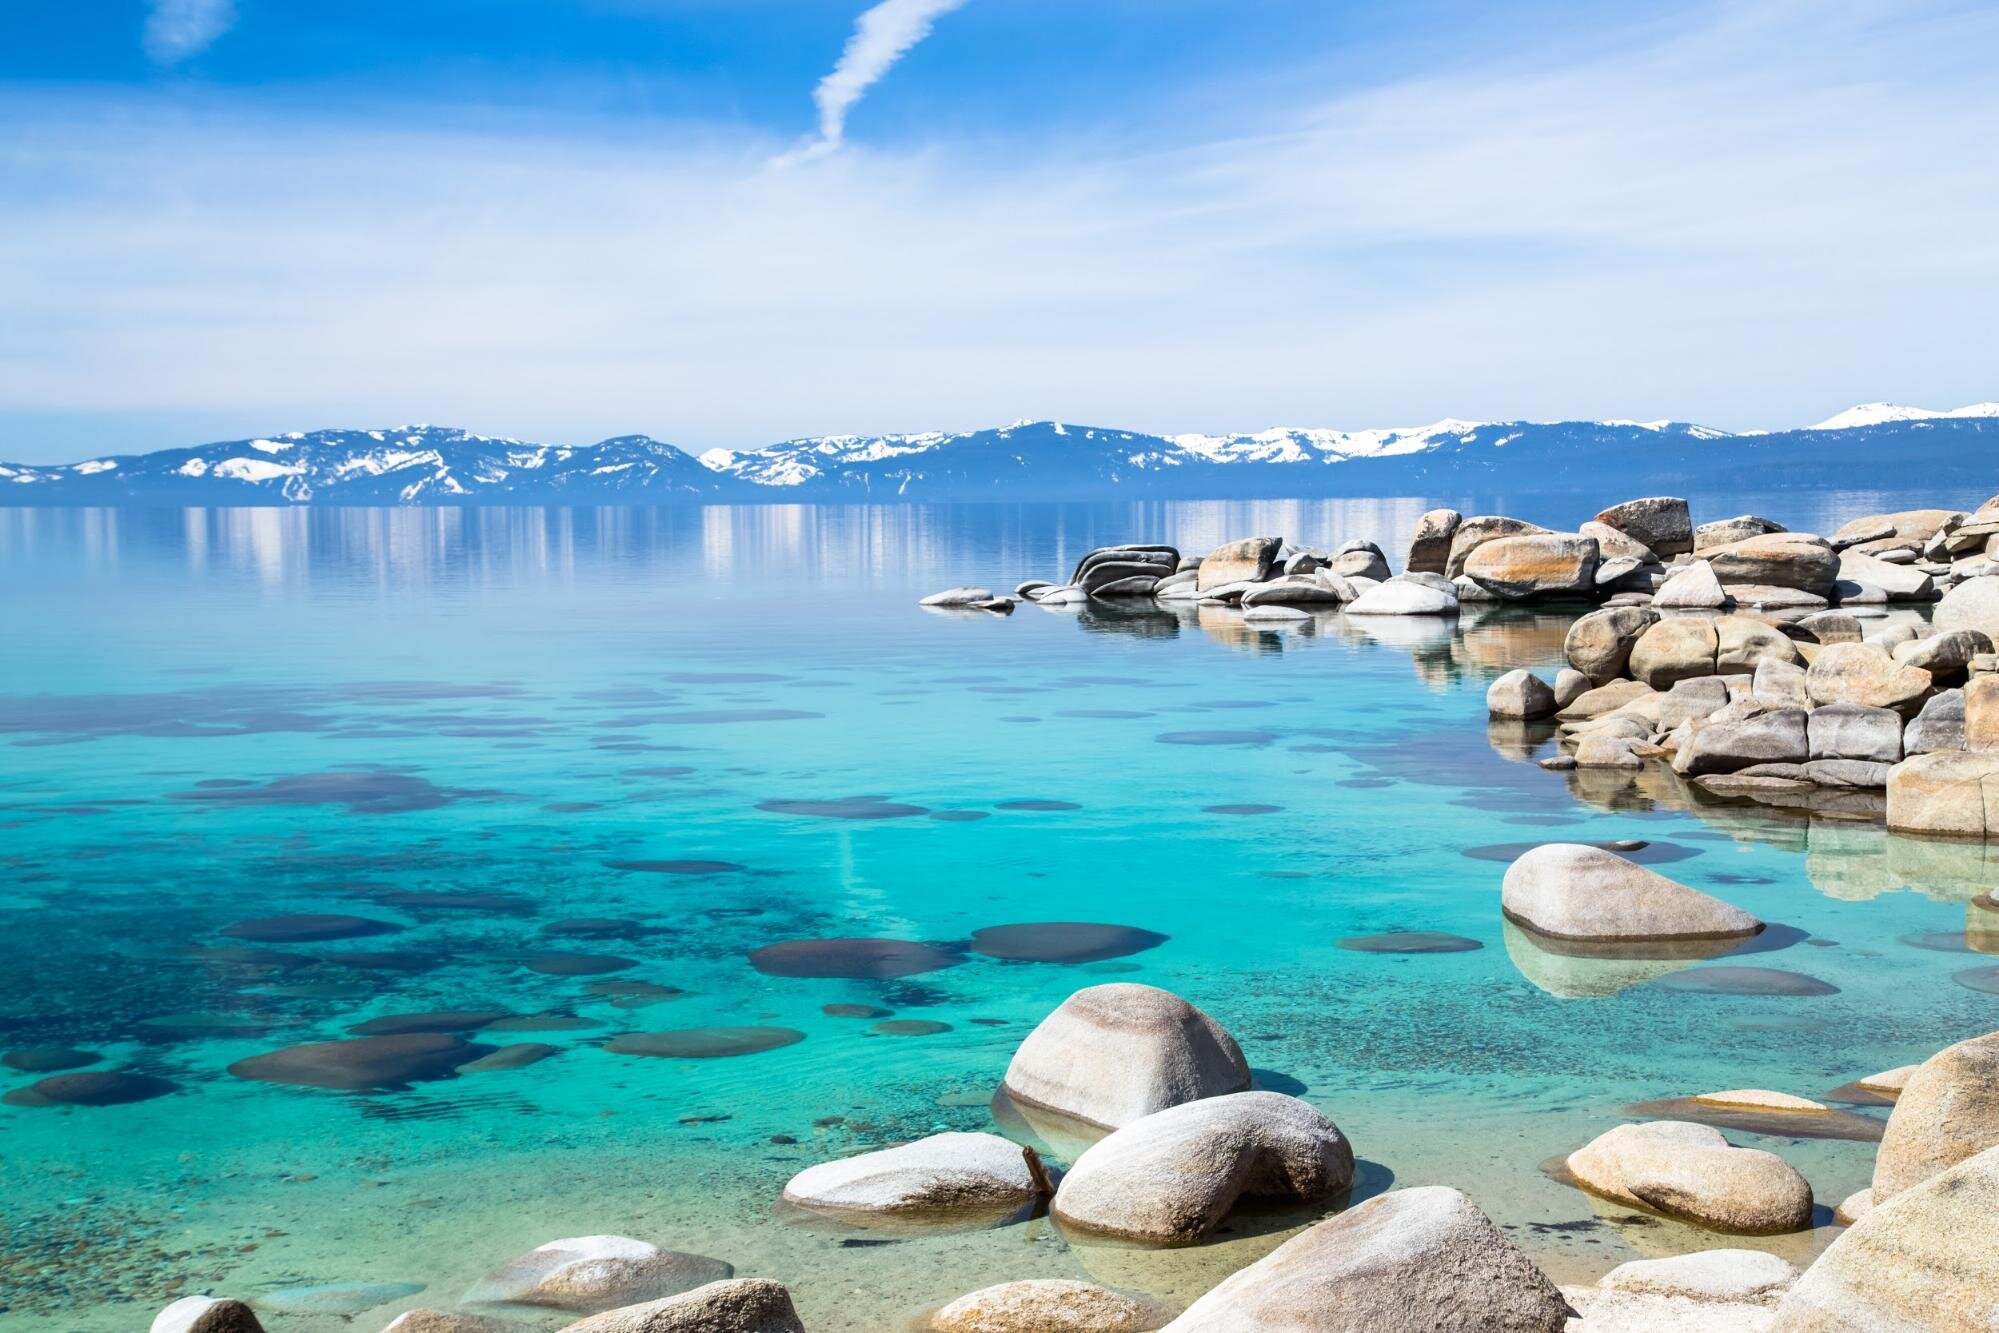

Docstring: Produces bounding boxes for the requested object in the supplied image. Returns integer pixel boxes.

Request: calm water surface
[4,495,1997,1330]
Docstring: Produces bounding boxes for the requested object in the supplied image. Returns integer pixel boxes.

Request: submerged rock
[967,922,1167,964]
[464,1235,732,1315]
[603,1028,805,1059]
[1567,1120,1813,1234]
[2,1069,178,1107]
[1052,1091,1353,1244]
[383,1314,530,1332]
[1161,1185,1568,1331]
[781,1131,1048,1220]
[558,1279,804,1333]
[747,937,966,979]
[1001,983,1250,1130]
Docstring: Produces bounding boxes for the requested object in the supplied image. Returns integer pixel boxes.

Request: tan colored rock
[1708,533,1836,594]
[1715,615,1802,673]
[151,1299,266,1333]
[1502,844,1762,942]
[1594,497,1693,558]
[1858,1064,1917,1096]
[1554,668,1591,708]
[1885,750,1999,836]
[558,1280,804,1333]
[1195,537,1280,592]
[1052,1092,1353,1244]
[1964,674,1999,750]
[1872,1030,1999,1202]
[1567,1121,1813,1234]
[1770,1144,1999,1331]
[1752,658,1811,710]
[1464,533,1601,599]
[1446,515,1551,579]
[1804,642,1933,715]
[382,1313,531,1333]
[928,1279,1166,1333]
[1691,1090,1828,1113]
[463,1237,731,1315]
[1560,679,1657,719]
[1488,669,1557,720]
[1406,509,1462,575]
[1833,1189,1874,1226]
[1565,606,1661,681]
[1836,549,1935,601]
[1160,1186,1568,1332]
[1001,983,1249,1131]
[1629,617,1721,689]
[1672,709,1809,776]
[1600,1248,1799,1303]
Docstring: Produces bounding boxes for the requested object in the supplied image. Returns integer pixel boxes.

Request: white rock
[1345,581,1458,615]
[1502,844,1762,942]
[920,586,994,607]
[462,1236,731,1315]
[781,1132,1047,1218]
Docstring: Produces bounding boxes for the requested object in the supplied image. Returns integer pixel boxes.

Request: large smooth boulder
[1836,549,1935,601]
[1001,984,1249,1130]
[1696,516,1786,553]
[1580,521,1658,564]
[1898,629,1993,676]
[1807,703,1903,763]
[1673,708,1809,776]
[928,1280,1166,1333]
[1052,1092,1353,1244]
[1565,606,1660,681]
[151,1299,265,1333]
[464,1237,732,1315]
[1488,670,1557,720]
[1771,1144,1999,1332]
[1886,750,1999,836]
[1502,844,1761,941]
[1447,516,1551,579]
[1567,1121,1813,1234]
[1967,674,1999,750]
[781,1131,1047,1219]
[1653,560,1729,610]
[1344,581,1457,615]
[1406,509,1463,575]
[1196,538,1281,592]
[1326,544,1392,582]
[1715,615,1802,674]
[1569,1249,1798,1332]
[1805,642,1933,715]
[1240,578,1344,608]
[558,1280,804,1333]
[1707,534,1838,596]
[1071,545,1180,584]
[1560,679,1657,719]
[1872,1030,1999,1202]
[1753,658,1811,711]
[1933,575,1999,639]
[1081,562,1171,595]
[1595,497,1694,558]
[1464,534,1600,599]
[1161,1186,1569,1332]
[1629,617,1721,689]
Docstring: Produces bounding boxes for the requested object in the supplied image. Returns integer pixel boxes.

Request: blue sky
[1,0,1995,461]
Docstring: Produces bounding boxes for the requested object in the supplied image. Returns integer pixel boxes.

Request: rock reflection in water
[1501,921,1745,999]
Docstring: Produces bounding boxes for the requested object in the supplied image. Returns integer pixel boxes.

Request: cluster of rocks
[1465,499,1999,835]
[142,963,1999,1331]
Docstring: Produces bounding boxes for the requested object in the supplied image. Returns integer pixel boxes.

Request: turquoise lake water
[5,496,1999,1330]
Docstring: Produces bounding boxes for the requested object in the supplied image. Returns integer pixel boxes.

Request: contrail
[776,0,969,164]
[145,0,236,65]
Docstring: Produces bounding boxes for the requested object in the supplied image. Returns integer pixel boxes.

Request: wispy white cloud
[144,0,237,65]
[2,0,1995,460]
[776,0,969,164]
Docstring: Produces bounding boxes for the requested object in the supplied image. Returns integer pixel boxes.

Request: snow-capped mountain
[1805,402,1999,431]
[1,405,1991,506]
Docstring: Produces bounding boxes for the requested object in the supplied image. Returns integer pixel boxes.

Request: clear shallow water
[3,496,1997,1330]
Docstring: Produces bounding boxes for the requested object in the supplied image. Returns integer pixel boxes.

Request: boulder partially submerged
[1501,844,1762,943]
[1000,984,1250,1130]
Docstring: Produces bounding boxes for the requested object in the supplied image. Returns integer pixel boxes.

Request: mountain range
[2,403,1994,506]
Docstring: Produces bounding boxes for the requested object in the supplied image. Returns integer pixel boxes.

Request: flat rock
[1673,709,1809,776]
[1502,844,1762,942]
[251,1282,425,1316]
[920,587,994,607]
[1344,581,1457,615]
[226,1034,471,1091]
[557,1280,804,1333]
[464,1236,732,1315]
[781,1132,1048,1219]
[1465,533,1600,599]
[1160,1185,1568,1331]
[1052,1091,1354,1243]
[1836,549,1935,601]
[1707,534,1836,595]
[1567,1121,1813,1234]
[381,1313,532,1332]
[1692,1090,1828,1113]
[1600,1248,1799,1303]
[1001,983,1250,1130]
[1196,538,1281,592]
